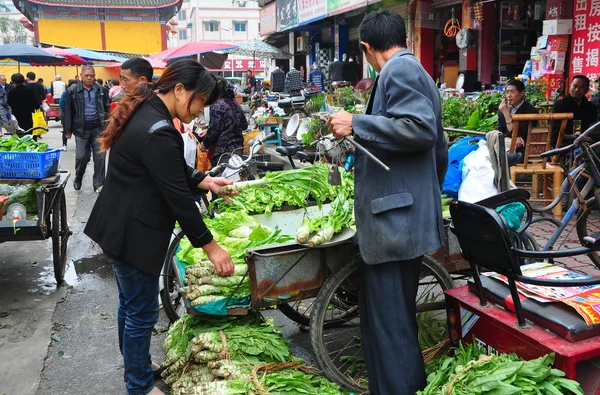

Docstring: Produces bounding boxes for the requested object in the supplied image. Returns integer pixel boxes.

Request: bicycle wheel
[309,254,453,393]
[160,228,187,323]
[576,197,600,267]
[278,289,359,329]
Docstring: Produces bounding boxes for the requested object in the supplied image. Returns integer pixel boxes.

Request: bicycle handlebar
[539,120,600,158]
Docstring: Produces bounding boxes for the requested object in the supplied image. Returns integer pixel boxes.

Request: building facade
[13,0,183,54]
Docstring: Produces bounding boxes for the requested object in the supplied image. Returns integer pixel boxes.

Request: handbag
[187,130,212,172]
[31,109,48,134]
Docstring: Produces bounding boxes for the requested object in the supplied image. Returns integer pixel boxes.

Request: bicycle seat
[296,151,319,163]
[276,144,303,157]
[507,153,522,167]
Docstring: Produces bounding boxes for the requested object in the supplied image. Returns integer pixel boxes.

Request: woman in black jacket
[84,59,235,395]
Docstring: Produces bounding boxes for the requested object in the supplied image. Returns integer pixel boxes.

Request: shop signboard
[277,0,299,31]
[570,0,600,84]
[218,59,266,71]
[260,3,277,36]
[327,0,368,16]
[298,0,327,26]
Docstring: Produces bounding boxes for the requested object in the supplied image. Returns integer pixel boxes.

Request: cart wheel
[278,291,359,328]
[160,228,187,323]
[52,190,70,285]
[309,254,453,393]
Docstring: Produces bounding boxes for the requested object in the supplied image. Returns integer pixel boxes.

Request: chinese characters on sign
[298,0,327,25]
[571,1,600,77]
[220,59,266,71]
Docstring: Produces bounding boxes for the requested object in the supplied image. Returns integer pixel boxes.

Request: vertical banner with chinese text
[570,0,600,84]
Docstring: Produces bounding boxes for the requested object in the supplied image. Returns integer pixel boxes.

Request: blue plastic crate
[0,148,62,179]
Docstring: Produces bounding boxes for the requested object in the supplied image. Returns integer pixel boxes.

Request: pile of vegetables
[162,313,348,395]
[0,184,39,214]
[177,211,292,308]
[0,134,48,152]
[336,86,367,112]
[304,93,327,114]
[214,164,354,215]
[418,342,583,395]
[296,191,354,247]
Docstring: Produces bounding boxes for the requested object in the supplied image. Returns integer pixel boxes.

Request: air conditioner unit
[296,36,305,52]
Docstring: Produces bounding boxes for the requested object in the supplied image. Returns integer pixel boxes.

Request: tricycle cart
[0,171,72,285]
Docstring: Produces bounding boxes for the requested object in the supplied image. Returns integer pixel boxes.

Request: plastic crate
[0,148,61,179]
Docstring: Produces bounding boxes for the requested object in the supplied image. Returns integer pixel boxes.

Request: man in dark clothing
[0,75,14,93]
[270,67,285,92]
[343,58,359,86]
[25,72,46,107]
[553,75,599,146]
[327,9,447,395]
[329,58,344,82]
[120,57,153,93]
[64,65,110,192]
[496,79,539,157]
[307,65,325,92]
[7,73,39,132]
[246,70,257,95]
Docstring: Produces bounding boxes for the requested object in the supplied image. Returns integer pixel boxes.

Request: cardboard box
[538,51,566,74]
[547,35,570,52]
[542,19,573,35]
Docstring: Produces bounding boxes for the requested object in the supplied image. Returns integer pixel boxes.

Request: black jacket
[64,82,110,136]
[343,61,359,83]
[84,94,213,276]
[7,84,39,131]
[25,82,46,106]
[552,95,599,146]
[329,61,344,81]
[497,100,539,156]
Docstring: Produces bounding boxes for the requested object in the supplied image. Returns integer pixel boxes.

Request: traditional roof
[13,0,181,9]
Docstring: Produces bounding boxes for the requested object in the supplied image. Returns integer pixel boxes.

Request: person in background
[51,75,66,104]
[497,79,538,157]
[37,78,47,93]
[109,79,121,99]
[64,65,110,192]
[59,79,77,150]
[307,64,325,92]
[25,72,46,107]
[246,69,257,95]
[326,9,447,394]
[74,75,80,82]
[8,73,39,134]
[0,74,14,93]
[555,75,599,146]
[96,78,110,98]
[343,57,359,86]
[0,79,11,134]
[270,66,285,93]
[84,59,235,395]
[285,66,302,95]
[199,80,247,167]
[120,57,153,93]
[109,85,124,113]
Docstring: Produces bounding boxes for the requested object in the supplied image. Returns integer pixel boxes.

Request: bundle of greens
[176,211,292,308]
[0,134,48,152]
[296,193,354,247]
[213,164,354,215]
[161,314,349,395]
[419,342,583,395]
[0,184,39,213]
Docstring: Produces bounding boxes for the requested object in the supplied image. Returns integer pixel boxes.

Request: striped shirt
[308,69,325,92]
[285,69,303,93]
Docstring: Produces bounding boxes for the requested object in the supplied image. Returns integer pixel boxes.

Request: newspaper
[485,262,600,325]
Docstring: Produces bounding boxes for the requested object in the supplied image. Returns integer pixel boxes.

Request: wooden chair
[327,93,339,107]
[509,112,573,219]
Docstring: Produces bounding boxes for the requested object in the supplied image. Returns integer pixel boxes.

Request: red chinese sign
[570,0,600,84]
[216,59,266,71]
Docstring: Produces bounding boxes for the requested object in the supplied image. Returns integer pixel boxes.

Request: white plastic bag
[181,132,197,168]
[458,140,498,203]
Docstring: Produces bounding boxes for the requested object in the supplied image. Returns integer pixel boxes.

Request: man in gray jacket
[64,65,110,192]
[327,9,448,395]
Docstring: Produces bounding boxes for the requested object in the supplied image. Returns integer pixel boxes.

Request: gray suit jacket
[351,49,448,264]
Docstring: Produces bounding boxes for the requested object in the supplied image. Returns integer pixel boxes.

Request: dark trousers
[74,126,105,189]
[359,257,426,395]
[107,253,160,395]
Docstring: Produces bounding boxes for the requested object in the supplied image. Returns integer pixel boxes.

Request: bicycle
[528,120,600,266]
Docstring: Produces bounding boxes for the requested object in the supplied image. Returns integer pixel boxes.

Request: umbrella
[30,47,88,75]
[220,39,292,74]
[105,57,166,70]
[0,43,64,72]
[67,47,128,63]
[152,42,239,61]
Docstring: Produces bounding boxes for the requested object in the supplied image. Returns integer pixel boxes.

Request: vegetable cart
[0,169,72,285]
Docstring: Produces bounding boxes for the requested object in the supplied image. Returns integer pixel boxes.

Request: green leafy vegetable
[0,134,49,152]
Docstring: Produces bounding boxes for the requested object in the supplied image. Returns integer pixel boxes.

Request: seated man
[497,79,539,158]
[553,75,599,147]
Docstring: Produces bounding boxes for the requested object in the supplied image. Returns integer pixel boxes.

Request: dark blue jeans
[107,253,159,395]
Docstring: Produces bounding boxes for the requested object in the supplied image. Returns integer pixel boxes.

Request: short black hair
[359,9,407,52]
[111,79,119,86]
[506,79,525,92]
[572,74,590,87]
[67,79,77,87]
[26,71,35,80]
[11,73,24,85]
[37,78,43,83]
[121,57,153,81]
[96,78,103,85]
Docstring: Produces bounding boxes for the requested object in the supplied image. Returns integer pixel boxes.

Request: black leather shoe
[73,181,81,191]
